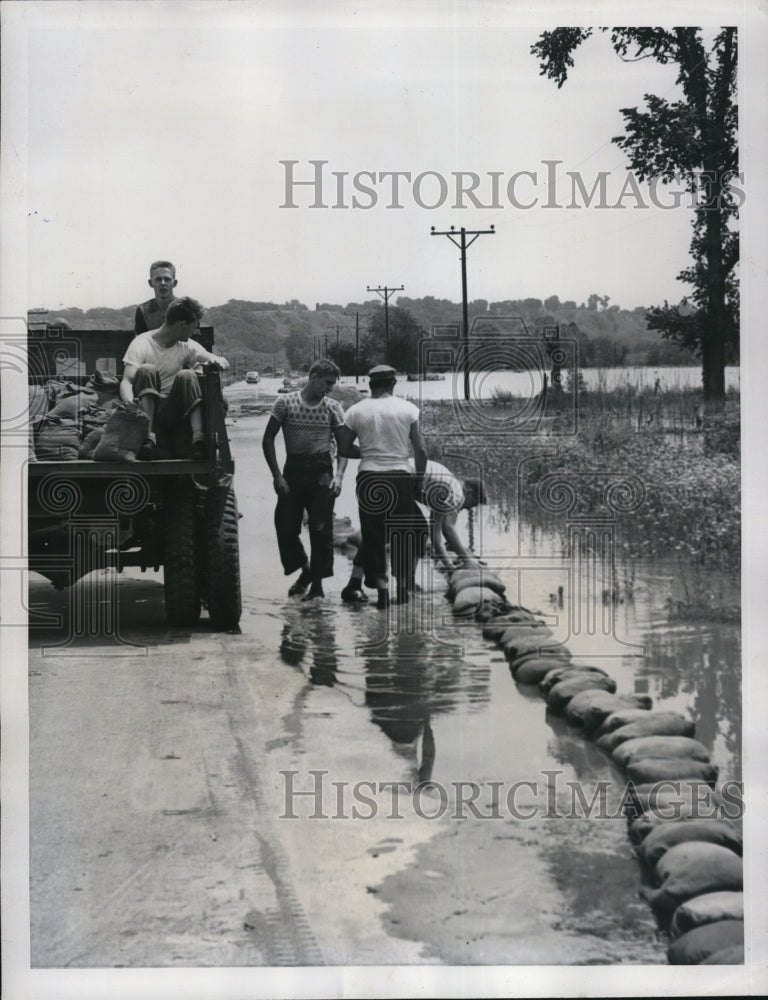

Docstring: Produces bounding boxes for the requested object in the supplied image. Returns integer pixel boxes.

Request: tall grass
[419,388,740,620]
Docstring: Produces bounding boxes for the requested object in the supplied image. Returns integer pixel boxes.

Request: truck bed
[29,458,214,477]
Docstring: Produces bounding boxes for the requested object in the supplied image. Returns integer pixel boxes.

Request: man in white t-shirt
[338,365,428,608]
[121,296,229,459]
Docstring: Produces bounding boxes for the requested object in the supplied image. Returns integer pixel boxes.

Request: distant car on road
[245,371,260,384]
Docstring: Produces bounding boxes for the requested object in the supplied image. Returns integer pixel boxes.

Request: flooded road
[27,411,740,968]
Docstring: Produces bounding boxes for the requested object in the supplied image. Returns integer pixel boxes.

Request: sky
[12,1,739,314]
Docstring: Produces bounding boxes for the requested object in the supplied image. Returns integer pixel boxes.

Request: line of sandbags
[446,569,744,966]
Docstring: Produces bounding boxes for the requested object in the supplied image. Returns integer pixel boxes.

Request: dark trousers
[132,364,203,456]
[275,454,335,580]
[355,471,429,590]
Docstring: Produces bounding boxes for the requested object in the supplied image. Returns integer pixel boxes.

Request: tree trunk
[701,333,726,408]
[701,204,729,405]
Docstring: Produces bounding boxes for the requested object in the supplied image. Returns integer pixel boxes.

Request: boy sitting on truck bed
[120,296,229,460]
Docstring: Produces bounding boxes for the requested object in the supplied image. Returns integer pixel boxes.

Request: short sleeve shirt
[270,392,344,456]
[122,332,209,395]
[410,459,465,513]
[343,395,420,472]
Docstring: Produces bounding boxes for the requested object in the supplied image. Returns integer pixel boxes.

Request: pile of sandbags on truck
[30,371,126,461]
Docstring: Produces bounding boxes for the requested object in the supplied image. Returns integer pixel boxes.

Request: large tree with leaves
[532,28,739,401]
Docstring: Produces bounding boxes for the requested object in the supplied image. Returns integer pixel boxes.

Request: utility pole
[430,225,495,401]
[367,284,403,367]
[355,313,360,383]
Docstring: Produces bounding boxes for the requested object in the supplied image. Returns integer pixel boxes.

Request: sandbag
[546,674,617,713]
[628,790,730,842]
[595,713,696,752]
[447,570,506,599]
[667,919,744,965]
[576,693,653,733]
[48,388,99,420]
[642,842,743,915]
[34,416,81,461]
[93,402,150,462]
[78,427,104,459]
[627,758,718,788]
[699,944,744,964]
[669,892,744,941]
[612,736,711,769]
[78,402,111,437]
[448,567,492,589]
[482,611,540,640]
[594,707,671,739]
[626,781,726,819]
[44,378,82,407]
[514,656,575,686]
[452,585,506,616]
[476,605,503,622]
[640,821,742,870]
[85,370,121,407]
[501,628,557,663]
[539,664,608,696]
[29,383,49,420]
[499,622,554,645]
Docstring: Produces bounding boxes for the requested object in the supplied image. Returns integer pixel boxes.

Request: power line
[430,225,496,401]
[366,284,403,366]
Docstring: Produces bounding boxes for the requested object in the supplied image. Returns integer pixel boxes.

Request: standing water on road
[229,413,740,965]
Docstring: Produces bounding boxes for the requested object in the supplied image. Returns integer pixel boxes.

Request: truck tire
[163,482,202,626]
[205,485,242,630]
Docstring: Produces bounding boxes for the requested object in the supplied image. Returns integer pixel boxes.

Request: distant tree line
[29,290,701,379]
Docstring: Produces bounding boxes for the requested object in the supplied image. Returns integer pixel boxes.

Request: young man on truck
[120,296,229,460]
[134,259,178,334]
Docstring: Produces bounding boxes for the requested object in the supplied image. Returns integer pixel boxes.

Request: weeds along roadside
[418,389,740,621]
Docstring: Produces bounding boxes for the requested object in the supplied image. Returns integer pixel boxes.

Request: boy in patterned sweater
[262,358,357,599]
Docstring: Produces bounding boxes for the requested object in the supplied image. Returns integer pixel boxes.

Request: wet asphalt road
[28,575,432,968]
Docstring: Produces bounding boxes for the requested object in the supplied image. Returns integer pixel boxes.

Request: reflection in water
[484,489,741,784]
[279,606,341,687]
[363,631,439,782]
[279,616,308,668]
[631,625,741,780]
[309,609,340,688]
[359,624,490,784]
